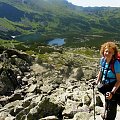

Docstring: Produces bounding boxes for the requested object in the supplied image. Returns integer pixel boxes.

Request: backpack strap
[100,58,106,84]
[110,58,115,74]
[101,58,115,84]
[105,60,112,84]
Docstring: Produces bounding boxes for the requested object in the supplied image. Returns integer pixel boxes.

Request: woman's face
[104,46,114,59]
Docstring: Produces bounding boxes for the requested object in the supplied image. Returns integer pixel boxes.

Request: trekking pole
[103,93,108,120]
[92,83,96,120]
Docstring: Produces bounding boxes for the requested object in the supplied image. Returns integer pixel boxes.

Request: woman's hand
[106,92,113,100]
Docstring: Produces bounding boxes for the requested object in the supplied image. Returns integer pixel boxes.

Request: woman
[96,42,120,120]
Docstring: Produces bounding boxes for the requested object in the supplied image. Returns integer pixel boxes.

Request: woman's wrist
[96,78,100,84]
[110,91,115,95]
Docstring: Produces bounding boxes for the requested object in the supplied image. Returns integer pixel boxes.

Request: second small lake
[47,38,65,46]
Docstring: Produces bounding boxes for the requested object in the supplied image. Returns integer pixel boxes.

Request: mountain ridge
[0,0,120,47]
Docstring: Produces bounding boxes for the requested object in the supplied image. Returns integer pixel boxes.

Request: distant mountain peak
[0,0,120,41]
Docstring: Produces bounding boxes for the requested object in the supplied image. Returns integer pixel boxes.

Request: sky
[67,0,120,7]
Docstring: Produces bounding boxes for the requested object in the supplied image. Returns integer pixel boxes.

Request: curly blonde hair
[100,42,118,58]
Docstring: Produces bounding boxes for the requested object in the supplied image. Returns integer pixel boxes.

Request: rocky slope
[0,47,120,120]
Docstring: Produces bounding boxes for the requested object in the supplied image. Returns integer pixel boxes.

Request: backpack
[110,53,120,73]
